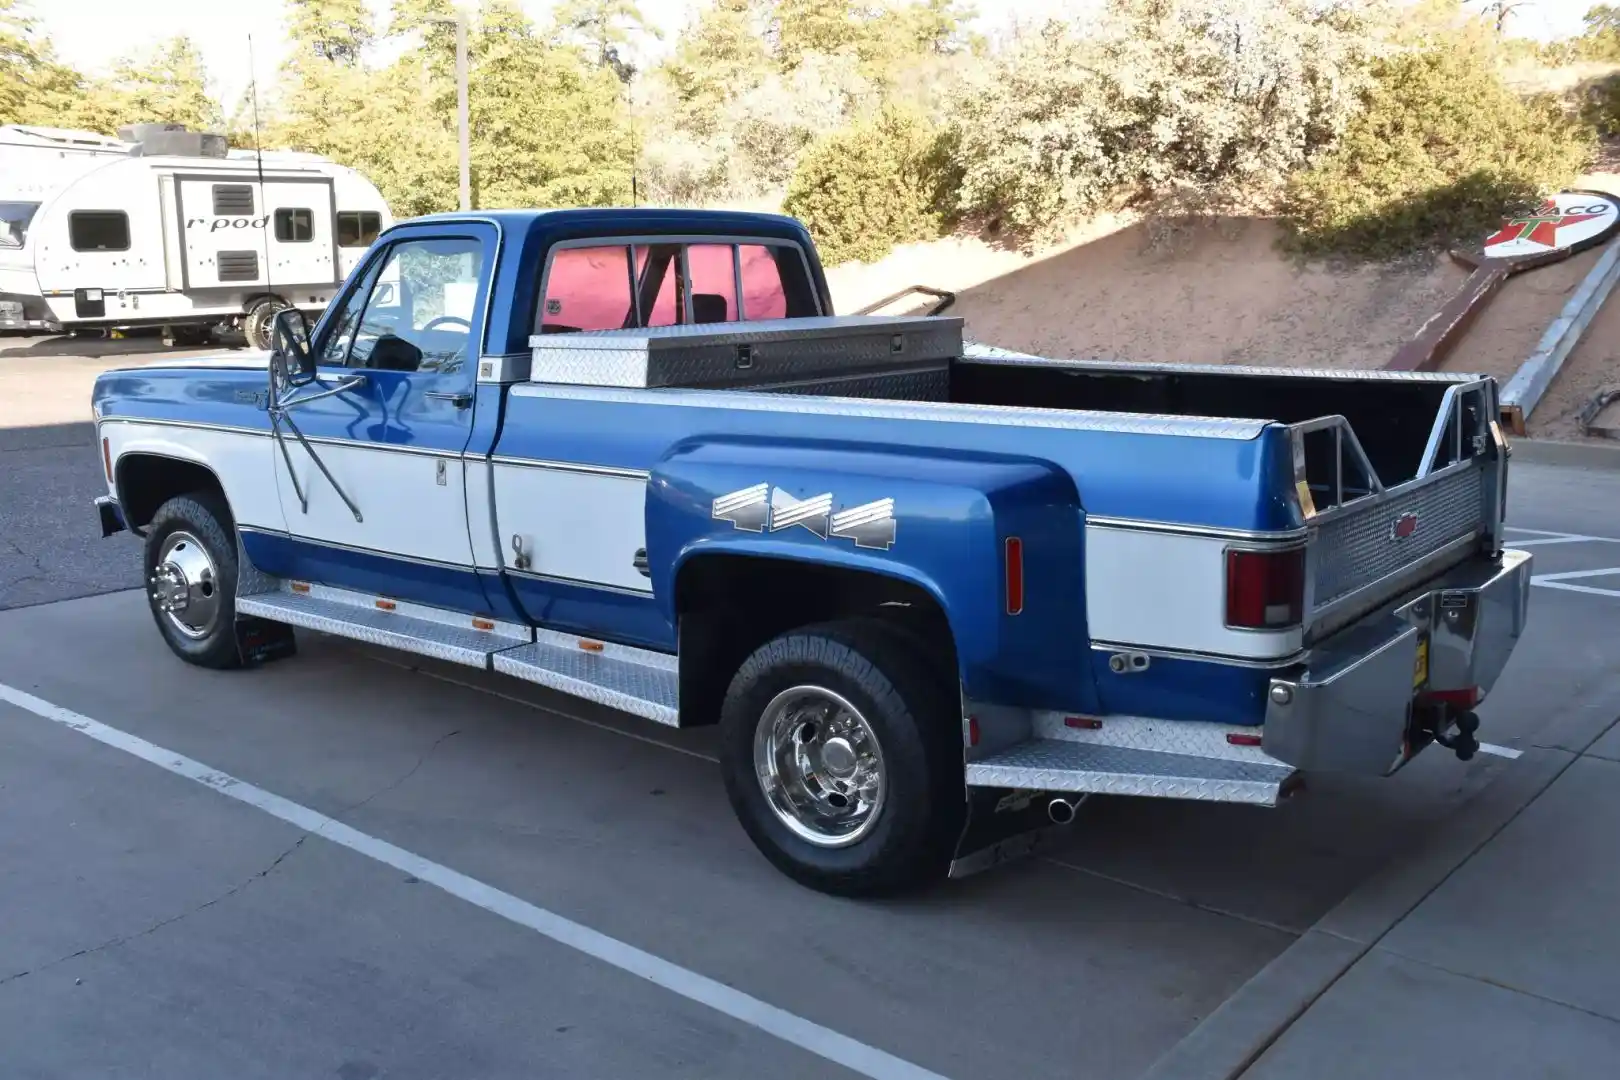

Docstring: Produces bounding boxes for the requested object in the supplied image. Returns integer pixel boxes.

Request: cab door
[262,223,496,612]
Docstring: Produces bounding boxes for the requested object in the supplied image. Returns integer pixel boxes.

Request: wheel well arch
[115,453,233,533]
[673,553,958,728]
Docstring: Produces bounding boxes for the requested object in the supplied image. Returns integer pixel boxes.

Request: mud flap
[235,616,298,667]
[948,787,1071,879]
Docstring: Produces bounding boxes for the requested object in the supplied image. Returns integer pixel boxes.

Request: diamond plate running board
[493,628,679,727]
[965,738,1295,807]
[235,582,530,669]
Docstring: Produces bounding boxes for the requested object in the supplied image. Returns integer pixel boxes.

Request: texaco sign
[1482,190,1620,260]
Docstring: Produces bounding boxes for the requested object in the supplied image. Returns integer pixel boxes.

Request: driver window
[342,236,485,373]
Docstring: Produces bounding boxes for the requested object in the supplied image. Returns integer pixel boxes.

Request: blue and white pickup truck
[90,208,1532,897]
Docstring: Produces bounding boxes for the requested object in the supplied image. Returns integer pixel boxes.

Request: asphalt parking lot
[5,338,1620,1079]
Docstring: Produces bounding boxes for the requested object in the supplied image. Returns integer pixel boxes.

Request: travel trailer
[0,123,392,346]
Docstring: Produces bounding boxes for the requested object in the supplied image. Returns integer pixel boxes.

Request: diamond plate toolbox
[528,314,964,390]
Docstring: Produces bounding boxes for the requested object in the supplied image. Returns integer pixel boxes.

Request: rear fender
[648,437,1100,712]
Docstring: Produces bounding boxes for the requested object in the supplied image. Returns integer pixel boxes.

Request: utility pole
[455,11,470,212]
[430,10,472,212]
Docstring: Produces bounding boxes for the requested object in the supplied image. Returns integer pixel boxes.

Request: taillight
[1225,547,1305,630]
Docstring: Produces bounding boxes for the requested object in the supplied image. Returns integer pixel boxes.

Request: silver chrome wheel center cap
[150,531,220,640]
[753,686,887,849]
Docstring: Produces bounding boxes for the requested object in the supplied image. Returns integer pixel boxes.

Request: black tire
[143,491,243,670]
[719,619,965,897]
[243,297,287,351]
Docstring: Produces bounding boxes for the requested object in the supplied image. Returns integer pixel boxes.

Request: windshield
[0,201,40,249]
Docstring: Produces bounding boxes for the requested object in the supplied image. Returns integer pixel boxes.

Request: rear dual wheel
[718,620,964,898]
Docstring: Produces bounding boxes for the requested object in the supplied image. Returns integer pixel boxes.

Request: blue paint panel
[646,439,1099,711]
[1091,652,1278,727]
[93,364,275,432]
[497,393,1299,532]
[505,575,672,651]
[240,530,495,615]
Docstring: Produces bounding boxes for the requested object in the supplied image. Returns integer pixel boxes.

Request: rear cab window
[537,237,819,335]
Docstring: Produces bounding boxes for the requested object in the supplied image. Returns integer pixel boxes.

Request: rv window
[0,201,39,249]
[212,185,255,216]
[68,211,130,252]
[274,208,314,243]
[337,211,381,248]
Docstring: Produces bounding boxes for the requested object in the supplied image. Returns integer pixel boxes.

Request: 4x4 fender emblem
[712,484,897,550]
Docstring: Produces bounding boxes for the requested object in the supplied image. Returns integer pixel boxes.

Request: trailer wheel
[243,298,288,351]
[719,620,964,897]
[143,492,243,670]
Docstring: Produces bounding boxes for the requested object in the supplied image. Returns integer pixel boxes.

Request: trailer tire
[143,492,243,670]
[244,297,288,351]
[719,619,964,897]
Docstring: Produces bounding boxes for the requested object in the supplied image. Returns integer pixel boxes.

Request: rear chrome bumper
[1263,548,1532,775]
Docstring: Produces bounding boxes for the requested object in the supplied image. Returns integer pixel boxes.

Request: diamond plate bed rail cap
[960,341,1489,383]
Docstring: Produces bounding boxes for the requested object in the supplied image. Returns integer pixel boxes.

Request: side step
[965,739,1295,807]
[236,581,530,668]
[494,628,679,727]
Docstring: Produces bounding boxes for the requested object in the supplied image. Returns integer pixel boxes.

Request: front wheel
[144,492,243,669]
[718,621,964,897]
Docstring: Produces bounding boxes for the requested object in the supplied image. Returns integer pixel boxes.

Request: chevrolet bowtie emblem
[712,485,897,550]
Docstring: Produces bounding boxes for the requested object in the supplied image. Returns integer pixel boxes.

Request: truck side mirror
[271,309,316,387]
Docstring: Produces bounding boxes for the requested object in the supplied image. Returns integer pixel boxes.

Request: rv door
[176,175,337,291]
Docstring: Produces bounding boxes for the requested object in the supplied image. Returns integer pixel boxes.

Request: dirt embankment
[822,176,1620,441]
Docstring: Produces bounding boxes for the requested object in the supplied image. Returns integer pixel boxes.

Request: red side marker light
[1226,732,1264,747]
[1005,537,1024,616]
[1392,513,1419,541]
[1065,716,1103,730]
[967,716,981,747]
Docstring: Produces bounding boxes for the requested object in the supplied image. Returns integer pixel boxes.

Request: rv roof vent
[118,123,228,160]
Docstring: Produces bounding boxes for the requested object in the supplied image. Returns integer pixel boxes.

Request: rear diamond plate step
[236,583,529,669]
[965,739,1295,806]
[494,628,679,727]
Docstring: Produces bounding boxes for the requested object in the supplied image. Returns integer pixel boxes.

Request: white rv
[0,123,392,347]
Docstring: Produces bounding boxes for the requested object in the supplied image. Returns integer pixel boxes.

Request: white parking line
[0,681,951,1080]
[1477,743,1523,760]
[1532,568,1620,598]
[1505,526,1620,545]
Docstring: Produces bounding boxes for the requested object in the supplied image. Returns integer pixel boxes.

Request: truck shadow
[0,330,247,360]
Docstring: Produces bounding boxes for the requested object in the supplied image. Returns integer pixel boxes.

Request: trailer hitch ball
[1435,709,1482,762]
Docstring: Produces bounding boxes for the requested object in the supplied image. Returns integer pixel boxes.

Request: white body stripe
[270,440,475,569]
[100,421,286,533]
[492,464,651,593]
[1083,525,1301,661]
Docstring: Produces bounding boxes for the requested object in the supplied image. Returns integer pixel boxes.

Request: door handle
[424,390,473,408]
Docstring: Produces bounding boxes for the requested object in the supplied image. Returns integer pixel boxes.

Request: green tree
[286,0,374,64]
[1283,39,1595,257]
[94,37,221,132]
[1579,4,1620,59]
[0,0,99,128]
[783,104,944,264]
[550,0,662,80]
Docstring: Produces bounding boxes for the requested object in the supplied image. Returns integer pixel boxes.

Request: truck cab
[91,208,1533,898]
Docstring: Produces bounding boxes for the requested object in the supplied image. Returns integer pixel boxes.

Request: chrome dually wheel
[754,685,888,848]
[150,529,221,639]
[143,492,244,669]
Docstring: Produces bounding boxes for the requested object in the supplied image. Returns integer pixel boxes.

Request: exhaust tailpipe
[1047,796,1079,825]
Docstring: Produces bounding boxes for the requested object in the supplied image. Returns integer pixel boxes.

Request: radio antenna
[247,33,275,338]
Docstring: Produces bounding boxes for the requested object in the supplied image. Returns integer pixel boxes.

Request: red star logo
[1486,203,1606,249]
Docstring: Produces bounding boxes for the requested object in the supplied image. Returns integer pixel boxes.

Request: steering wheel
[421,315,471,333]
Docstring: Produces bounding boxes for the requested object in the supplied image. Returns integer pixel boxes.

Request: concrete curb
[1138,745,1576,1080]
[1509,437,1620,470]
[1501,237,1620,430]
